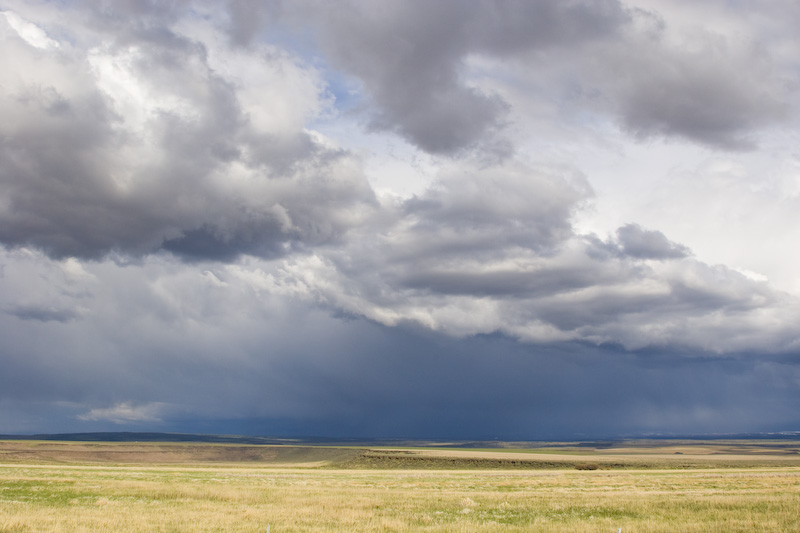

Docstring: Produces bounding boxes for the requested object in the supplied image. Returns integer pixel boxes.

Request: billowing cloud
[600,12,791,150]
[258,0,795,154]
[211,155,793,353]
[0,6,375,260]
[1,1,795,261]
[281,0,629,155]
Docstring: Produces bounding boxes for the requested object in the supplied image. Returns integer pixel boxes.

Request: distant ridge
[0,432,491,447]
[0,432,336,445]
[2,431,800,446]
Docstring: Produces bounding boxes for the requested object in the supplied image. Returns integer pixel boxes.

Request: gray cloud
[0,8,375,261]
[1,2,796,354]
[7,305,79,323]
[0,242,798,439]
[603,20,790,150]
[2,0,794,264]
[1,262,798,438]
[252,0,796,153]
[266,158,799,352]
[616,223,690,259]
[225,0,280,47]
[282,0,629,155]
[396,161,593,258]
[81,0,192,37]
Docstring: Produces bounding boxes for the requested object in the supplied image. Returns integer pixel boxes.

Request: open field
[2,440,800,532]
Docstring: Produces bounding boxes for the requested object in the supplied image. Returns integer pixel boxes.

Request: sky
[1,0,800,440]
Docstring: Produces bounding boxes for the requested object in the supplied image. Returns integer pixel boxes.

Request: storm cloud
[1,1,800,439]
[2,247,799,438]
[0,8,375,260]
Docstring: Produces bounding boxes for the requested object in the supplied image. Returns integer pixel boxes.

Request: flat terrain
[3,439,800,469]
[2,439,800,531]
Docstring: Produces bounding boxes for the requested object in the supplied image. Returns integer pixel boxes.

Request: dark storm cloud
[7,305,79,323]
[1,281,799,438]
[161,224,286,262]
[0,246,798,438]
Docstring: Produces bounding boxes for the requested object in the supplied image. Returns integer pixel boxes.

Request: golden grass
[2,440,800,532]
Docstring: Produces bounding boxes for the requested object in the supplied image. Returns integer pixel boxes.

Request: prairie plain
[1,439,800,532]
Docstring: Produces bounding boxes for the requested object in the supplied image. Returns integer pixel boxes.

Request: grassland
[2,439,800,532]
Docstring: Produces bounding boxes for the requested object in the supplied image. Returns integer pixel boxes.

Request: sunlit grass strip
[2,464,800,532]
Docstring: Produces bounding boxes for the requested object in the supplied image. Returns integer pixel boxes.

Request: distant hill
[0,432,489,447]
[0,432,326,445]
[2,431,800,447]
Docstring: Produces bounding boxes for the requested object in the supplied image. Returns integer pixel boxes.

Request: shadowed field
[0,441,361,467]
[2,439,799,469]
[2,439,800,531]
